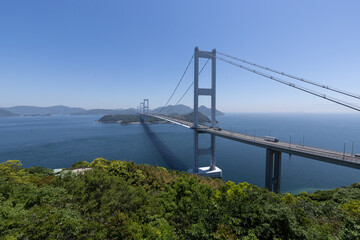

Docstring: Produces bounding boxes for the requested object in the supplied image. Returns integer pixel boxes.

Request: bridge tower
[189,47,222,178]
[143,99,149,114]
[140,102,144,113]
[140,99,149,123]
[193,47,216,128]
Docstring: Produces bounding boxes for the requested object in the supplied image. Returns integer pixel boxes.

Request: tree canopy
[0,158,359,239]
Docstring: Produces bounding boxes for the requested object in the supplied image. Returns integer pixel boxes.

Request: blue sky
[1,0,360,112]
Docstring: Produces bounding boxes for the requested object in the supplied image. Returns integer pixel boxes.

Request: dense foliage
[98,114,161,124]
[170,112,211,123]
[1,159,359,239]
[98,112,211,124]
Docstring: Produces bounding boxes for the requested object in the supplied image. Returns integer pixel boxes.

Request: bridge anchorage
[187,47,222,178]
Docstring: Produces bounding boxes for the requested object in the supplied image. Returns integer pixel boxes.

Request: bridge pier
[188,130,222,178]
[265,149,282,193]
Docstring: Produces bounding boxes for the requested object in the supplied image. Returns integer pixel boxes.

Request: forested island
[172,111,213,124]
[98,114,162,124]
[1,159,359,239]
[98,112,212,124]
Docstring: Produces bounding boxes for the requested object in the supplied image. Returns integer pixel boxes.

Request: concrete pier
[190,130,222,179]
[265,149,282,193]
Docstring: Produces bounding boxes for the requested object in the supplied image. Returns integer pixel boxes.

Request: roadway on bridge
[146,114,360,170]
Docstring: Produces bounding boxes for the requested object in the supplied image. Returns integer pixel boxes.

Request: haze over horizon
[1,1,360,113]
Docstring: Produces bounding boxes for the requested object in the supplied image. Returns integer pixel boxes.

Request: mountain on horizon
[5,105,85,115]
[174,111,211,123]
[3,104,224,116]
[71,109,123,115]
[3,105,137,116]
[0,109,21,117]
[198,105,225,116]
[151,104,192,115]
[151,104,224,116]
[72,108,137,115]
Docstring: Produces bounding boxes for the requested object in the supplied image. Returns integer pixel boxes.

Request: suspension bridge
[138,47,360,193]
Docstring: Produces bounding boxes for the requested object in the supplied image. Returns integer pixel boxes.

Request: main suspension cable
[218,51,360,100]
[159,54,194,113]
[167,59,210,114]
[205,52,360,112]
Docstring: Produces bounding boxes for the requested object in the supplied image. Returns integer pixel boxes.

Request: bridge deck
[146,114,360,170]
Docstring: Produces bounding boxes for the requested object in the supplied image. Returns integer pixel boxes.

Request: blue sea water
[0,113,359,194]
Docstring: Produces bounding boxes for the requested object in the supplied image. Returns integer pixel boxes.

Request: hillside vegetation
[98,112,211,124]
[0,159,359,239]
[151,104,224,116]
[170,111,211,123]
[98,114,161,123]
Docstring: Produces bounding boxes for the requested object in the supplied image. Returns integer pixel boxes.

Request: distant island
[1,105,225,117]
[98,114,162,124]
[23,113,51,117]
[169,111,213,123]
[4,105,85,115]
[151,104,225,116]
[98,112,212,124]
[74,104,224,116]
[0,109,20,117]
[71,108,137,116]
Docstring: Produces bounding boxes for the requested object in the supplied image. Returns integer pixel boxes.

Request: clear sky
[1,0,360,112]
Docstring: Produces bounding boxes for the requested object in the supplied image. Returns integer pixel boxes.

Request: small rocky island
[97,112,212,124]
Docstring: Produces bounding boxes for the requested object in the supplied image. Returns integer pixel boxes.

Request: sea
[1,113,360,194]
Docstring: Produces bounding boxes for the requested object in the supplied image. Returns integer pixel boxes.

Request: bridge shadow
[141,119,188,171]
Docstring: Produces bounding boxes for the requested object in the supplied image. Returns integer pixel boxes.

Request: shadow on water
[141,121,188,171]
